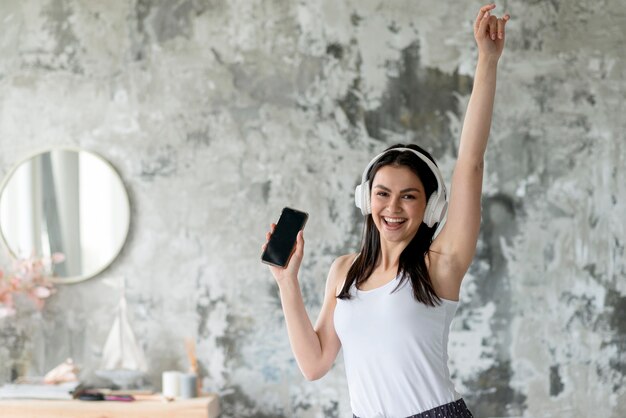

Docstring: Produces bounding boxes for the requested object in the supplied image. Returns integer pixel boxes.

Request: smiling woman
[0,148,131,284]
[263,4,510,417]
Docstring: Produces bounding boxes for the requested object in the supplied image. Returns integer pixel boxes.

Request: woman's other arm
[264,229,345,380]
[431,4,510,290]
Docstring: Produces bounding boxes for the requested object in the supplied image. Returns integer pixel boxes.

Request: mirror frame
[0,147,131,284]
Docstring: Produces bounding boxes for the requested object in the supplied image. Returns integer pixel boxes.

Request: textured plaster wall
[0,1,625,417]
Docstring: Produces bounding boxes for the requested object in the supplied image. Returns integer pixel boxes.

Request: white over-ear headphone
[354,147,448,228]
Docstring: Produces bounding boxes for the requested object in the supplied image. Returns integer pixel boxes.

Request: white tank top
[334,273,461,418]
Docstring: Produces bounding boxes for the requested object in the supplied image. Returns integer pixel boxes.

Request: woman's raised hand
[474,4,510,60]
[263,224,305,285]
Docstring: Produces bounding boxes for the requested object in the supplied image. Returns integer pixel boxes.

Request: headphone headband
[359,147,446,198]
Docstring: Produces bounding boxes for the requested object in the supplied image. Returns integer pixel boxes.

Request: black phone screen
[262,207,308,268]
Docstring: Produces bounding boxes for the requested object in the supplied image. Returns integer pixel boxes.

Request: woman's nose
[387,198,401,212]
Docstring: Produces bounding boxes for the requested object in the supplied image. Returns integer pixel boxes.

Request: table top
[0,393,220,418]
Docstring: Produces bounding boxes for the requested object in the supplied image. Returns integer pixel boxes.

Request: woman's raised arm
[431,4,510,285]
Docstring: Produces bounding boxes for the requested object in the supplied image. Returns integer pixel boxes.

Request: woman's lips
[382,216,406,230]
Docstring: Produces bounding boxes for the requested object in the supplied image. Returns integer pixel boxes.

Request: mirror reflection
[0,149,130,283]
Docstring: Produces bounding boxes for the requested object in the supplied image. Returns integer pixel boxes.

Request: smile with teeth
[383,217,407,224]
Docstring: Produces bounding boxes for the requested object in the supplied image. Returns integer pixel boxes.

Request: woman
[264,4,509,417]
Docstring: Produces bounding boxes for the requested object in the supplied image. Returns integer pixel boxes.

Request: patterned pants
[353,398,474,418]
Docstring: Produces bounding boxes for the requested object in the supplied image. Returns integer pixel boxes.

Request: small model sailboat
[96,281,147,388]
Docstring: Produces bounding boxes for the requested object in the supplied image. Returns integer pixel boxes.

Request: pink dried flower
[0,253,64,317]
[32,286,52,299]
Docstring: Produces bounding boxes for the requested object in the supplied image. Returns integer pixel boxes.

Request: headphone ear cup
[423,193,437,227]
[354,181,371,215]
[354,184,363,212]
[423,192,447,227]
[363,180,372,215]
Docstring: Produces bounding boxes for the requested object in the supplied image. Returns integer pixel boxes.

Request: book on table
[0,381,79,400]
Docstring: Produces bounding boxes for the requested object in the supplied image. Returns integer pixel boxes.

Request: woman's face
[370,165,427,244]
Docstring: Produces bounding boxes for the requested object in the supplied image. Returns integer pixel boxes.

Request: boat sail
[96,292,147,388]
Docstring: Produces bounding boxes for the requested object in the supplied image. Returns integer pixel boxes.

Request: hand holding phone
[262,207,308,269]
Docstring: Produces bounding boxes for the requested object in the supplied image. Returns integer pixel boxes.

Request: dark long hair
[338,144,442,306]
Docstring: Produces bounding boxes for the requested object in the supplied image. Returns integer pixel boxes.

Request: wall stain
[573,88,596,106]
[140,146,178,180]
[464,360,528,417]
[136,0,208,44]
[550,364,565,396]
[229,63,298,107]
[261,181,271,203]
[601,288,626,391]
[561,290,599,330]
[220,384,288,418]
[338,76,363,128]
[133,0,213,61]
[38,0,83,73]
[187,128,212,147]
[326,43,344,60]
[323,400,340,418]
[0,320,31,380]
[607,288,626,336]
[196,291,223,340]
[462,193,527,416]
[216,313,247,366]
[340,40,472,158]
[350,12,363,26]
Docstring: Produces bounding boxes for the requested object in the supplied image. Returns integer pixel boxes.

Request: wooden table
[0,393,220,418]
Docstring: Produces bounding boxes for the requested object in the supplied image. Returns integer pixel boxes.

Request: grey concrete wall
[0,1,624,417]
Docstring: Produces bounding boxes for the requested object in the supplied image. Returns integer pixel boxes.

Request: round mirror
[0,148,130,284]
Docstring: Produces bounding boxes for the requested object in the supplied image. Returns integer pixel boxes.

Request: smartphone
[262,207,309,268]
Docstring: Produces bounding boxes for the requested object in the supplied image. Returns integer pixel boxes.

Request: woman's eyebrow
[373,185,421,193]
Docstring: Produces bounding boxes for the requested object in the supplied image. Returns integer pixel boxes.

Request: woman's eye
[376,192,388,197]
[402,195,416,200]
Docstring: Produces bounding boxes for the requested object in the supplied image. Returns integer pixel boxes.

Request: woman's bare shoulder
[332,253,358,272]
[327,253,358,294]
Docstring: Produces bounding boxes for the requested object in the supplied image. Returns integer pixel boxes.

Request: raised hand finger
[475,4,496,31]
[488,15,498,40]
[497,14,510,39]
[477,8,492,38]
